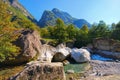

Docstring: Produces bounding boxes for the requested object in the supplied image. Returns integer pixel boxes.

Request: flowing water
[91,54,113,61]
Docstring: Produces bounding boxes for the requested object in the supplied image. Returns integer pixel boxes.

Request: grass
[0,65,25,80]
[41,38,58,46]
[42,38,56,42]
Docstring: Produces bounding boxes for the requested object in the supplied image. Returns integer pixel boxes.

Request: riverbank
[80,60,120,80]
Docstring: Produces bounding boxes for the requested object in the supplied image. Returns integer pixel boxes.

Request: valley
[0,0,120,80]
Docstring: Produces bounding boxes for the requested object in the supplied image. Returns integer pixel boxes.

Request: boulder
[53,44,71,62]
[71,48,90,63]
[10,61,66,80]
[13,29,42,63]
[66,70,74,74]
[62,60,70,66]
[93,38,120,52]
[38,44,56,62]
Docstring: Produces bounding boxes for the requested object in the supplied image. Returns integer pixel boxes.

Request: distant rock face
[52,8,74,24]
[73,19,91,28]
[39,10,57,27]
[10,61,66,80]
[71,48,91,63]
[9,0,37,23]
[93,38,120,52]
[38,8,91,28]
[53,44,71,62]
[14,29,42,63]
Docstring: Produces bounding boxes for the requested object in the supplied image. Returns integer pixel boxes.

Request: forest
[40,18,120,47]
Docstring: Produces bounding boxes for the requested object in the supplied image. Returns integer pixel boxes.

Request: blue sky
[19,0,120,24]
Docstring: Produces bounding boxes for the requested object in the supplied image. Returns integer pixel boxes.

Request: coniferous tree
[54,18,68,43]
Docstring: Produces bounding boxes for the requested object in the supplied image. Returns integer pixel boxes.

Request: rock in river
[52,44,71,62]
[38,44,56,62]
[71,48,91,63]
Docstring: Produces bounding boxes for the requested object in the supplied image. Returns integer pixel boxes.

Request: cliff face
[8,0,37,23]
[38,8,91,28]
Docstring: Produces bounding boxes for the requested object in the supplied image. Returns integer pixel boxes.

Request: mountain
[0,0,38,29]
[38,8,91,28]
[52,8,76,24]
[38,10,57,27]
[73,19,91,28]
[8,0,37,23]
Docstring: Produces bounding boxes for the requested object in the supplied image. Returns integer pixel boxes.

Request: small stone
[66,70,74,74]
[69,76,74,80]
[62,60,70,66]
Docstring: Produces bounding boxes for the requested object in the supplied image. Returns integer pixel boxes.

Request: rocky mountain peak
[38,8,91,28]
[52,8,61,13]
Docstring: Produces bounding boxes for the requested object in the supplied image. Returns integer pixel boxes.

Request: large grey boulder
[38,44,56,62]
[10,61,66,80]
[13,29,42,63]
[53,44,71,62]
[71,48,90,63]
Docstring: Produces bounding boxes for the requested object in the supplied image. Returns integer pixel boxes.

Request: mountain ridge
[38,8,91,28]
[9,0,37,23]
